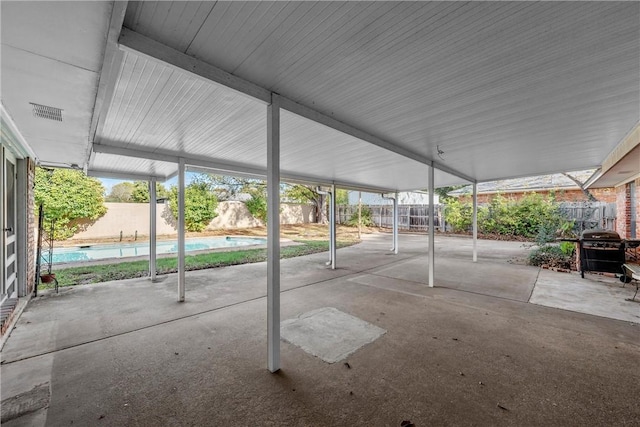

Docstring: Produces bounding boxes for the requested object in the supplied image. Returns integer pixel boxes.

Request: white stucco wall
[70,201,315,240]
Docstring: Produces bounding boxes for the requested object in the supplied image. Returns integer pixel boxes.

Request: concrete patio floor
[1,234,639,426]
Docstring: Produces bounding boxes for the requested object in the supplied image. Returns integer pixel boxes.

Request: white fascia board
[1,102,38,160]
[118,28,475,184]
[614,172,640,188]
[583,168,603,189]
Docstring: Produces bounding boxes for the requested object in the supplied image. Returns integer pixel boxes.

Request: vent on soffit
[30,103,63,122]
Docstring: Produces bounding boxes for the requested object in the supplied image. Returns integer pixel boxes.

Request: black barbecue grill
[579,229,625,278]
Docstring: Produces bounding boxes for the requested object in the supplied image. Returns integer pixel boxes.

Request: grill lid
[580,229,621,240]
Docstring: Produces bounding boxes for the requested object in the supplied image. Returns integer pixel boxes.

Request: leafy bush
[169,182,218,232]
[245,192,267,223]
[559,241,575,257]
[444,192,574,240]
[345,206,375,227]
[528,245,573,269]
[443,198,473,232]
[34,167,107,240]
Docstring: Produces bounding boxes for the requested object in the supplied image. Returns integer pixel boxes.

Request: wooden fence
[337,204,446,231]
[558,202,616,232]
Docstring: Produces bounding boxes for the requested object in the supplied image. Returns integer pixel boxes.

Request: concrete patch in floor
[281,307,386,363]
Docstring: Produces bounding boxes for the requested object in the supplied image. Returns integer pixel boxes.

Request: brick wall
[461,188,616,204]
[26,158,35,295]
[636,178,640,239]
[616,183,630,238]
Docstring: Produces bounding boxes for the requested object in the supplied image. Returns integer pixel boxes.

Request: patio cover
[1,1,638,191]
[1,1,639,372]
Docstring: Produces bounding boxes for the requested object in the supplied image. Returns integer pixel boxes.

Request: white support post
[472,182,478,263]
[149,178,157,281]
[428,165,435,287]
[316,186,334,267]
[178,159,186,302]
[267,95,281,373]
[357,191,362,240]
[330,184,336,270]
[393,192,399,254]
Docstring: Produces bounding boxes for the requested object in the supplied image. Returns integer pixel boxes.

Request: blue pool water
[42,236,267,264]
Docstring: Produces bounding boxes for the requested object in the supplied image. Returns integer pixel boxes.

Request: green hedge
[444,193,573,240]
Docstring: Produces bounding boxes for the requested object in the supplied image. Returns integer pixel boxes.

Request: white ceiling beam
[87,1,129,164]
[117,28,476,185]
[92,143,266,177]
[280,98,429,166]
[281,98,475,184]
[186,165,265,181]
[118,28,272,104]
[87,169,166,182]
[93,143,177,163]
[431,160,475,184]
[284,174,396,194]
[91,143,401,193]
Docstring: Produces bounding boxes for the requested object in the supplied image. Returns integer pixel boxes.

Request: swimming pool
[42,236,267,264]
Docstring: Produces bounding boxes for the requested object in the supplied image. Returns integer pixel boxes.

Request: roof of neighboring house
[347,191,439,205]
[448,170,598,196]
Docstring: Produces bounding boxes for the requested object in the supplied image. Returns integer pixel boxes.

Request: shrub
[345,206,375,227]
[169,182,218,232]
[245,192,267,223]
[444,192,574,240]
[34,168,107,240]
[559,241,575,257]
[528,245,573,269]
[443,198,473,232]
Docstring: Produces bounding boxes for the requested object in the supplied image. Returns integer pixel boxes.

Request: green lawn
[44,240,356,288]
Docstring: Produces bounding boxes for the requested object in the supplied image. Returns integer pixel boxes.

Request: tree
[106,181,169,203]
[168,180,218,232]
[336,189,349,205]
[435,185,465,203]
[106,182,134,202]
[131,181,169,203]
[193,174,336,224]
[561,173,597,201]
[34,167,108,240]
[204,174,264,201]
[283,184,328,224]
[245,191,267,223]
